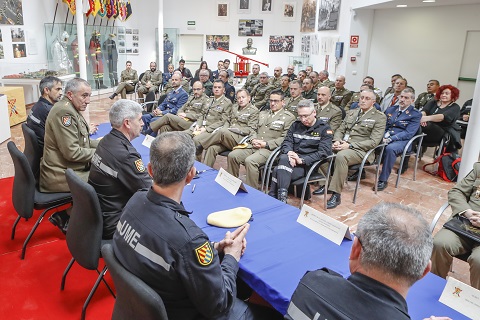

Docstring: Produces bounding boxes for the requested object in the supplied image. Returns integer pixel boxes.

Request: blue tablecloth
[92,122,467,319]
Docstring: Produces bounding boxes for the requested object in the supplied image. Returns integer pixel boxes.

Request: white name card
[142,134,155,148]
[215,168,248,196]
[297,204,352,245]
[439,276,480,319]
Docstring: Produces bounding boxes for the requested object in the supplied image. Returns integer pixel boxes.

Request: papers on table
[215,168,248,195]
[297,204,352,245]
[439,277,480,319]
[142,135,155,148]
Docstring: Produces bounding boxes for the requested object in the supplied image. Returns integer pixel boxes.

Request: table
[93,123,468,319]
[0,74,75,104]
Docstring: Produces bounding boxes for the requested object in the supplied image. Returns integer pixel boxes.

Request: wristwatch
[349,144,353,149]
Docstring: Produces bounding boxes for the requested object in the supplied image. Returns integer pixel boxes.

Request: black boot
[109,92,117,100]
[326,192,341,209]
[48,210,70,235]
[277,188,288,203]
[99,79,108,89]
[94,79,100,90]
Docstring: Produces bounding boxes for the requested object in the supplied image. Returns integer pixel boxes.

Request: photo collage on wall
[0,0,24,25]
[269,35,294,52]
[11,27,26,58]
[117,27,139,55]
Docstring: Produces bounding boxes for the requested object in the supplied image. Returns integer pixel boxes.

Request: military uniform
[88,128,151,239]
[345,91,381,111]
[379,105,421,182]
[150,94,209,133]
[284,95,303,117]
[319,79,334,88]
[330,87,353,110]
[201,103,259,167]
[40,97,99,193]
[242,73,260,93]
[191,96,233,160]
[280,87,291,98]
[269,76,281,88]
[26,97,54,150]
[227,108,295,188]
[326,107,386,194]
[286,268,410,320]
[203,80,213,97]
[315,102,343,133]
[302,89,317,103]
[112,189,249,319]
[269,119,333,199]
[251,82,275,109]
[431,162,480,290]
[224,82,236,103]
[142,88,188,132]
[414,92,435,111]
[114,68,139,99]
[138,69,163,99]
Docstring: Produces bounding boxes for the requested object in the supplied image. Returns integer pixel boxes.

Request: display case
[156,28,179,72]
[288,56,310,74]
[44,23,131,89]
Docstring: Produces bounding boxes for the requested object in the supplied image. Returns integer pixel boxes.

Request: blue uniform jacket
[384,104,421,142]
[158,87,188,115]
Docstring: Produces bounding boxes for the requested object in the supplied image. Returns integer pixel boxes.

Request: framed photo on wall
[206,35,230,51]
[269,35,294,52]
[217,1,229,21]
[282,2,296,21]
[318,0,341,31]
[300,0,316,33]
[260,0,273,13]
[238,19,263,37]
[238,0,251,14]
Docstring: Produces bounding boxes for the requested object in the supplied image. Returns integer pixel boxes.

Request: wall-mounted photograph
[0,44,4,59]
[261,0,273,13]
[282,2,296,21]
[318,0,341,31]
[238,19,263,37]
[238,0,251,13]
[269,35,294,52]
[300,0,316,32]
[206,35,230,51]
[12,43,26,58]
[11,27,24,42]
[0,0,24,25]
[217,2,229,20]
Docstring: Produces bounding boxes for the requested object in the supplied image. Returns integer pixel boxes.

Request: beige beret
[207,207,252,228]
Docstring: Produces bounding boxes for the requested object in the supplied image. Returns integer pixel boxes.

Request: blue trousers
[379,141,408,182]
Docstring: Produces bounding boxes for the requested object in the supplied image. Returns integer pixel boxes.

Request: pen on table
[191,184,196,193]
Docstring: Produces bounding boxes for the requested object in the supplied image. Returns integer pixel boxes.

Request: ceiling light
[423,0,436,2]
[397,4,408,7]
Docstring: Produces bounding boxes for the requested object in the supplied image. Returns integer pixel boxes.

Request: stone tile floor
[0,93,471,286]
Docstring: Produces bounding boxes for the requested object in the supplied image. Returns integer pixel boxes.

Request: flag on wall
[113,0,120,19]
[83,0,91,15]
[86,0,95,17]
[98,0,106,17]
[105,0,113,19]
[125,1,132,21]
[119,1,127,21]
[92,0,101,16]
[63,0,76,15]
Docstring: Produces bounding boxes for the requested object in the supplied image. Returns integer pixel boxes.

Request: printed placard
[439,277,480,319]
[215,167,248,195]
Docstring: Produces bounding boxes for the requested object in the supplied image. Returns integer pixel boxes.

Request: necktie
[390,95,398,106]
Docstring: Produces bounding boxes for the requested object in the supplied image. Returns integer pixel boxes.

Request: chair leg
[81,266,108,320]
[97,266,116,298]
[11,216,21,240]
[61,257,76,290]
[21,208,49,259]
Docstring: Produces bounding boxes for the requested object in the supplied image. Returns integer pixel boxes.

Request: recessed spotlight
[396,4,408,7]
[423,0,436,2]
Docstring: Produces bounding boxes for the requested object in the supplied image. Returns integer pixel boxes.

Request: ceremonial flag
[86,0,95,17]
[125,1,133,21]
[92,0,101,16]
[63,0,76,15]
[119,1,127,21]
[98,0,106,17]
[83,0,91,15]
[105,0,113,19]
[113,0,120,19]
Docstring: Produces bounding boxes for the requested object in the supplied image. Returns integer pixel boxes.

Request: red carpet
[0,177,115,319]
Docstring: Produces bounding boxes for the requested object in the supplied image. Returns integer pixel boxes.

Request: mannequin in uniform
[89,30,108,89]
[51,31,73,73]
[103,33,119,87]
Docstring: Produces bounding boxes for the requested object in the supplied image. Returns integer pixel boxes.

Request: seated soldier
[286,203,433,320]
[268,100,333,203]
[88,99,151,239]
[431,161,480,290]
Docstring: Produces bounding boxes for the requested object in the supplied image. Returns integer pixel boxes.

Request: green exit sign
[187,21,195,26]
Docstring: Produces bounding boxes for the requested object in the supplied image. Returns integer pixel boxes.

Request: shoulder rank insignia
[195,241,214,266]
[62,115,72,127]
[134,159,146,172]
[326,129,333,135]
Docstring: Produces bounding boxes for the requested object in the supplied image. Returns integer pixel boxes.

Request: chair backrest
[21,123,42,183]
[65,168,103,270]
[101,244,169,320]
[7,141,36,219]
[429,202,450,233]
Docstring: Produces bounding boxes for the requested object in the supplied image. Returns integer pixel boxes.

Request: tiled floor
[0,93,471,285]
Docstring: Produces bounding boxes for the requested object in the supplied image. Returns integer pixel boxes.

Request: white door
[457,31,480,106]
[178,34,204,74]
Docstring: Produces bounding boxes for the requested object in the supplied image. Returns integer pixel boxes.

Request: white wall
[365,4,480,105]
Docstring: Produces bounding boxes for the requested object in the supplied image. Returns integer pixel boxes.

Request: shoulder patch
[326,129,333,135]
[134,159,146,172]
[194,241,214,266]
[230,91,234,97]
[62,115,72,127]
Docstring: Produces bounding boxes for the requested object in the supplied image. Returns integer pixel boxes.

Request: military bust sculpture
[242,38,257,55]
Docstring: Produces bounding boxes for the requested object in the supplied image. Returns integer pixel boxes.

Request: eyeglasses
[298,111,314,119]
[269,99,282,104]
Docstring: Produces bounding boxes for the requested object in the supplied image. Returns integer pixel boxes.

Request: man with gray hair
[112,132,259,319]
[268,99,333,203]
[318,70,334,88]
[88,99,151,239]
[286,202,433,319]
[27,76,63,150]
[250,72,275,109]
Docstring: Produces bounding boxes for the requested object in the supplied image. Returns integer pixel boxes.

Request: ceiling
[354,0,480,10]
